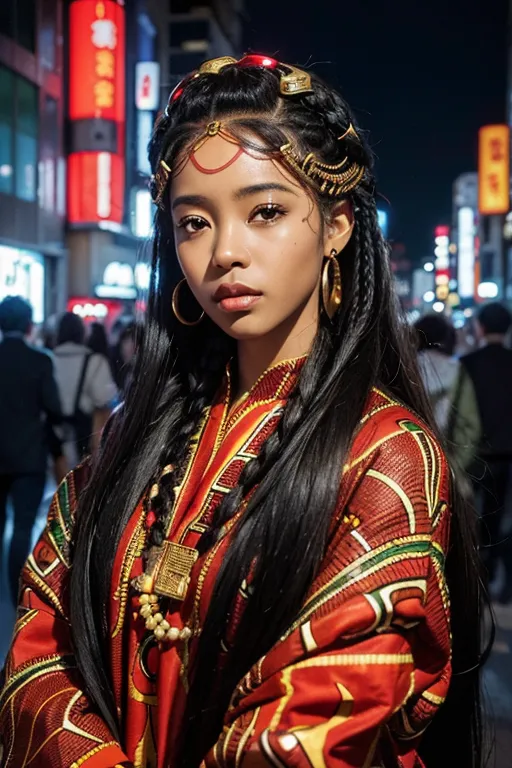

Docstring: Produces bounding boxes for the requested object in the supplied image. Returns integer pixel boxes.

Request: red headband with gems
[165,54,313,114]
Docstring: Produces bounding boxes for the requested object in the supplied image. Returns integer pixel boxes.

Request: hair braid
[199,368,316,553]
[145,337,230,549]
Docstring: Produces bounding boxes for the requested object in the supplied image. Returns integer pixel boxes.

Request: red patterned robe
[0,358,451,768]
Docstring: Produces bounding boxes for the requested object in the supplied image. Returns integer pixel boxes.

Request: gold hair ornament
[196,55,313,97]
[280,123,364,197]
[151,160,171,210]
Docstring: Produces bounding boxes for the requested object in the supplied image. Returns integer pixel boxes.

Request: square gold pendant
[153,540,199,601]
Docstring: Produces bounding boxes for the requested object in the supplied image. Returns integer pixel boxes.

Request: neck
[235,303,318,397]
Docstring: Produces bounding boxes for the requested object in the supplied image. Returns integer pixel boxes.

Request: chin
[218,315,276,341]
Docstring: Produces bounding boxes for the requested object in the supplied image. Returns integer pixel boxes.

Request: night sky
[244,0,508,262]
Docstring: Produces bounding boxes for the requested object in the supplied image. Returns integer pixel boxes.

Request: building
[66,0,244,328]
[0,0,67,322]
[168,0,244,87]
[65,0,156,327]
[0,0,245,327]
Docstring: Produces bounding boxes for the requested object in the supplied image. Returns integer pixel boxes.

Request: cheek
[176,241,210,288]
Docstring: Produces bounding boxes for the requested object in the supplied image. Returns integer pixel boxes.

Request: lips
[213,282,262,302]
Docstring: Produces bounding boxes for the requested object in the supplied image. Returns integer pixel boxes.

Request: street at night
[2,0,512,766]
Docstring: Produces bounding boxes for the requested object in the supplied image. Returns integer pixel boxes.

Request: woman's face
[170,131,352,343]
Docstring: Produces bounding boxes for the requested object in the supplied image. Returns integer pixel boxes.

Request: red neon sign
[68,152,124,224]
[69,0,125,122]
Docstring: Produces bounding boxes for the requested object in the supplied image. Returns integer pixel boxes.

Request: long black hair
[70,61,489,767]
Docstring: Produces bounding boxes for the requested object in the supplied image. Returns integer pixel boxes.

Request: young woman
[0,56,487,768]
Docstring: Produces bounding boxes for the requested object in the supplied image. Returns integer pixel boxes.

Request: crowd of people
[415,302,512,604]
[2,292,512,608]
[0,296,140,603]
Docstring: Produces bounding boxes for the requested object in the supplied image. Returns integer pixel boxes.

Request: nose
[211,222,250,271]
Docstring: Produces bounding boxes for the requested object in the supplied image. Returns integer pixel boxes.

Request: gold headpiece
[280,123,364,197]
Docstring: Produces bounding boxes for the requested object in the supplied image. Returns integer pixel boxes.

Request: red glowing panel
[434,225,450,238]
[69,0,125,123]
[67,151,125,224]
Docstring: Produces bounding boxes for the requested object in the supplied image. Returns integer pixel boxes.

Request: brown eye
[250,204,286,224]
[178,216,209,234]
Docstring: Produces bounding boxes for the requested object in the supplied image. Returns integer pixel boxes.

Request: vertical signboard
[478,125,510,216]
[68,0,125,224]
[457,207,476,299]
[434,225,450,302]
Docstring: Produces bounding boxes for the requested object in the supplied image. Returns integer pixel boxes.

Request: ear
[323,200,354,255]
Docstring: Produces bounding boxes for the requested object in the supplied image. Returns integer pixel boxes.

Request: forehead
[170,133,305,196]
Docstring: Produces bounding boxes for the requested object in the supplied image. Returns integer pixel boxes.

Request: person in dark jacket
[461,302,512,603]
[0,296,62,603]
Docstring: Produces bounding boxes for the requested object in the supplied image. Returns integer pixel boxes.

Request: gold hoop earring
[172,279,205,326]
[322,249,342,320]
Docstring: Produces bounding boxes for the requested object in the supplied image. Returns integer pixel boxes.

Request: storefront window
[0,246,45,323]
[15,77,38,202]
[0,67,14,195]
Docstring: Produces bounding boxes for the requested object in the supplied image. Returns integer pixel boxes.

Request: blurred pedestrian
[87,321,110,359]
[110,322,139,396]
[53,312,117,465]
[415,314,480,472]
[0,296,62,603]
[461,302,512,603]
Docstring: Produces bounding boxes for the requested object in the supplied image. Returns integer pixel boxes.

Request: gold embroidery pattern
[112,513,147,638]
[0,655,74,719]
[11,609,38,640]
[23,565,66,617]
[284,536,433,637]
[366,469,417,534]
[235,707,261,768]
[70,741,120,768]
[269,653,413,732]
[22,686,76,766]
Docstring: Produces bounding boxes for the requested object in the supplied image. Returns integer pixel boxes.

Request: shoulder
[25,343,54,368]
[43,462,92,567]
[461,348,484,369]
[345,388,450,519]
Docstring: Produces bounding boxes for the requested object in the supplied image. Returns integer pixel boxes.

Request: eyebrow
[233,182,299,200]
[171,183,298,211]
[172,194,207,212]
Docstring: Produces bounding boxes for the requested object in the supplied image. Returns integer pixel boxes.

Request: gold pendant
[132,541,199,601]
[154,541,199,601]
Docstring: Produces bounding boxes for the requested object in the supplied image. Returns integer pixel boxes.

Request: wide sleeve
[206,413,452,768]
[0,467,131,768]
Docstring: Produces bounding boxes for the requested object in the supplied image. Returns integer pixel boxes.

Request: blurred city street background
[2,0,512,765]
